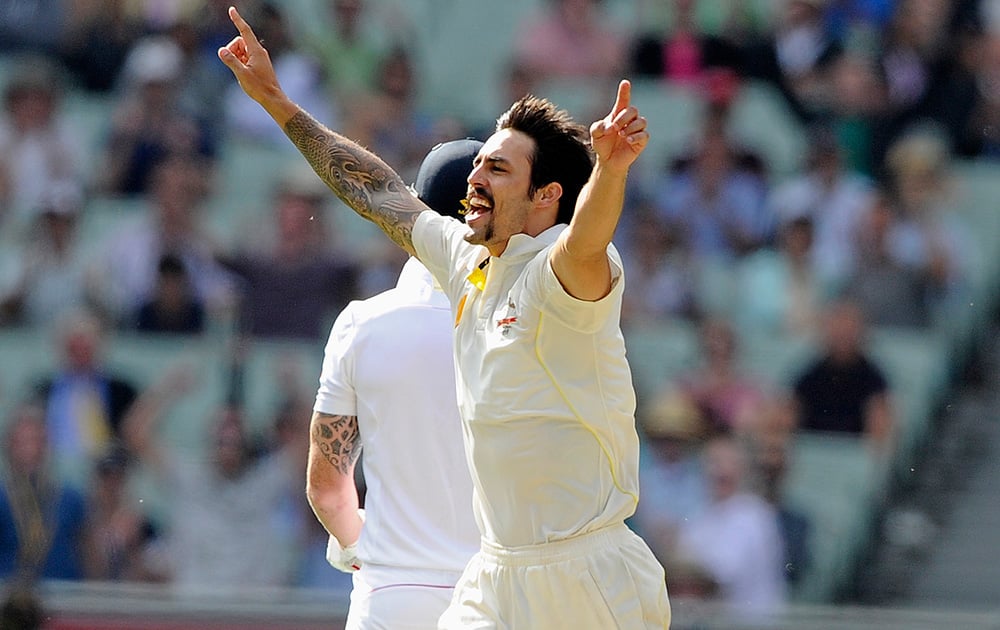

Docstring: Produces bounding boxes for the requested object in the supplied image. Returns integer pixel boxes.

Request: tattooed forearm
[311,413,361,475]
[283,111,421,253]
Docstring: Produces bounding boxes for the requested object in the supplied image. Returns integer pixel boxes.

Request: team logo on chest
[496,297,518,337]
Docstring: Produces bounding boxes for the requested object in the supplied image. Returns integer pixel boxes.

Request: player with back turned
[307,140,483,629]
[219,6,671,628]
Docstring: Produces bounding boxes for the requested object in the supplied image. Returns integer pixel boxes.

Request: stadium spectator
[619,201,701,325]
[877,0,954,119]
[80,443,162,582]
[750,415,813,587]
[512,0,628,83]
[633,385,709,566]
[62,0,144,94]
[740,0,843,123]
[825,50,889,176]
[952,27,1000,158]
[675,434,788,618]
[652,127,772,262]
[134,252,207,335]
[767,124,876,291]
[881,125,973,320]
[0,403,87,582]
[791,299,895,449]
[0,0,71,56]
[0,181,94,328]
[629,0,741,85]
[844,187,934,327]
[672,67,769,178]
[734,214,826,340]
[305,0,399,104]
[0,55,85,237]
[97,35,216,197]
[31,309,138,485]
[677,317,770,436]
[88,156,236,327]
[343,45,460,183]
[0,584,44,630]
[216,164,359,341]
[122,370,306,593]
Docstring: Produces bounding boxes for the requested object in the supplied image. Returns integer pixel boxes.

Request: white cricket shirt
[412,211,641,548]
[314,257,480,573]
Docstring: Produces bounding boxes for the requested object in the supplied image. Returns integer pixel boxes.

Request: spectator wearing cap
[0,180,94,327]
[0,55,85,235]
[214,163,360,341]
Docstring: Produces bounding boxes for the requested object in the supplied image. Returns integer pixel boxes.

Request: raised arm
[120,365,193,477]
[549,80,648,301]
[306,410,364,562]
[217,6,425,255]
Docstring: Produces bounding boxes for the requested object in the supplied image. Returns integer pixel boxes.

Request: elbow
[306,477,355,519]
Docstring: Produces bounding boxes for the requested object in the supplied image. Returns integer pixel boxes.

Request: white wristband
[324,508,366,573]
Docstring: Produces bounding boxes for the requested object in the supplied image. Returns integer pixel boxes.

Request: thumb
[590,118,614,141]
[217,47,242,73]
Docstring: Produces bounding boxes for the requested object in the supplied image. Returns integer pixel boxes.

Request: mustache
[460,186,493,216]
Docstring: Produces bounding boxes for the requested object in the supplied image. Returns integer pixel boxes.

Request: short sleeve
[412,211,484,305]
[314,302,360,416]
[524,244,625,334]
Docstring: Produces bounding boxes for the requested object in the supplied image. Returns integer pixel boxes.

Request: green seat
[869,326,950,480]
[0,327,59,424]
[785,432,886,603]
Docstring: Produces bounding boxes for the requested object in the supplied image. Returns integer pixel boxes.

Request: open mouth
[463,192,493,223]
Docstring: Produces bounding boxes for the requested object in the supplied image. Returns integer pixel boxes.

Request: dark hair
[496,95,593,225]
[157,252,187,277]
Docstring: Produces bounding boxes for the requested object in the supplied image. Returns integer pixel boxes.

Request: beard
[463,215,494,246]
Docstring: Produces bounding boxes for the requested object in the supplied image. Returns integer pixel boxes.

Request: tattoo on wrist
[313,413,361,475]
[283,112,420,251]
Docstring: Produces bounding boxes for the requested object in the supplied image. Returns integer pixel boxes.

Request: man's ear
[535,182,562,208]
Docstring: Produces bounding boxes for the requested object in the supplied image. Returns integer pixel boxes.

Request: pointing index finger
[610,79,631,118]
[228,6,261,48]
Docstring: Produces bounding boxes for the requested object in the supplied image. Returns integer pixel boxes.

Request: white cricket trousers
[346,565,465,629]
[438,522,671,629]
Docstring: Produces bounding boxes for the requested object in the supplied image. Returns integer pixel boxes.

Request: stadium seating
[2,1,999,610]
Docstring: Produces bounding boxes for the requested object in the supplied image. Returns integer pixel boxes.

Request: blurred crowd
[0,0,997,621]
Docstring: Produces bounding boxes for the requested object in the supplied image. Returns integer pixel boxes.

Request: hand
[324,508,366,573]
[325,536,361,573]
[217,6,281,107]
[590,80,649,173]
